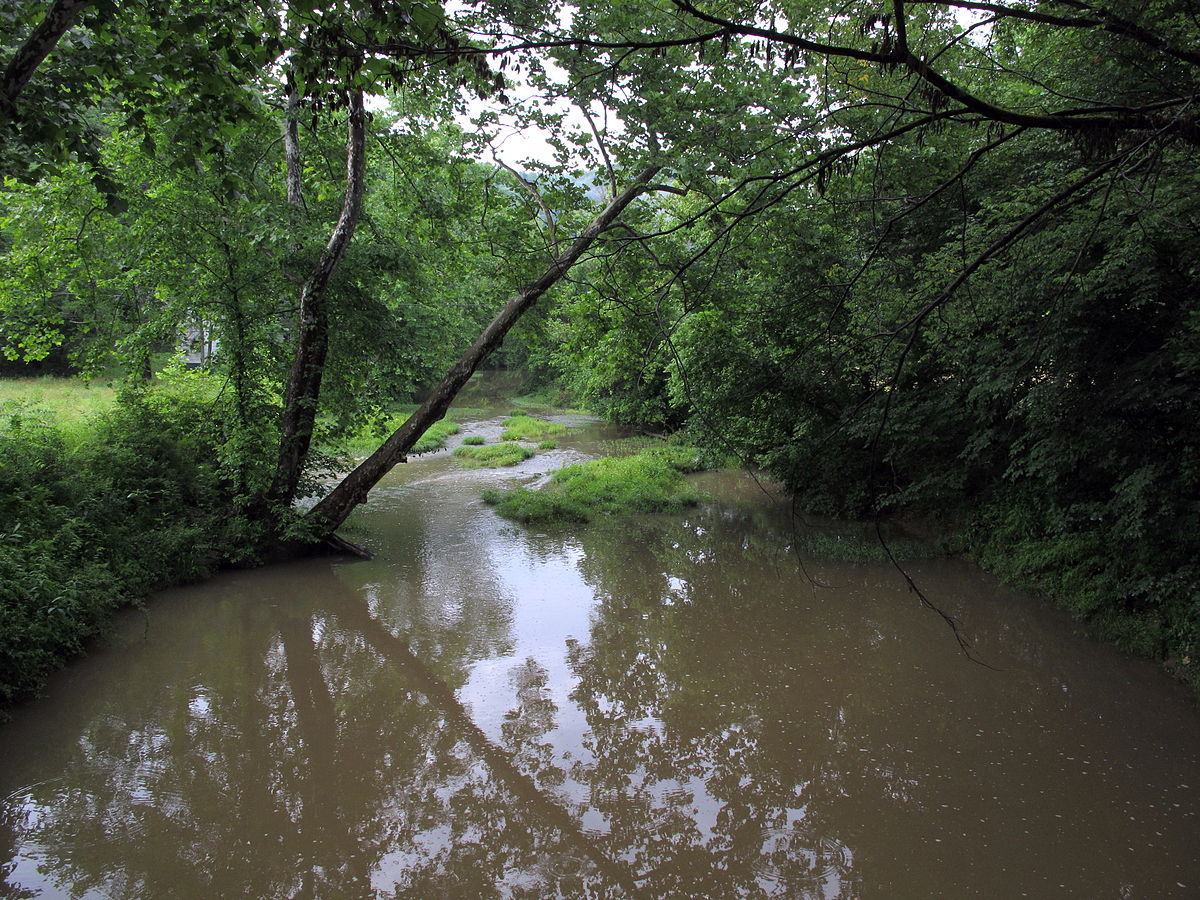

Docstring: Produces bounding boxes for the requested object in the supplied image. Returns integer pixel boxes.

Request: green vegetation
[0,378,116,446]
[508,387,582,412]
[500,415,568,442]
[2,0,1199,704]
[330,416,459,460]
[453,443,534,467]
[461,435,486,446]
[483,446,703,525]
[0,376,256,711]
[536,440,557,450]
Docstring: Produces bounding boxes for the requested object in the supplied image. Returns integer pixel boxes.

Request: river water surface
[2,414,1198,898]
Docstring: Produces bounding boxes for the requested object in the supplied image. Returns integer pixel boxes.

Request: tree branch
[1,0,93,123]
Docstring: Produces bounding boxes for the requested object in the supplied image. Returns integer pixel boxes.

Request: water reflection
[1,447,1198,898]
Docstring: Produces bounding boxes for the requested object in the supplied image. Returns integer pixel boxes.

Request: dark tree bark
[0,0,92,123]
[302,164,663,537]
[269,88,366,509]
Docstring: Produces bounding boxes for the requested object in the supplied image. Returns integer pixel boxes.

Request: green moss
[453,442,535,467]
[500,415,568,442]
[462,435,486,446]
[484,446,704,525]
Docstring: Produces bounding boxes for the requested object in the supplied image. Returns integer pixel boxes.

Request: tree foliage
[1,0,1199,703]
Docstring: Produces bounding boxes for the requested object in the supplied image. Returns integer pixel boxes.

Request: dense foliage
[0,376,252,706]
[530,5,1200,680]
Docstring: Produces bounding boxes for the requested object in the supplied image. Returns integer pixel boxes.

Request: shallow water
[2,415,1198,898]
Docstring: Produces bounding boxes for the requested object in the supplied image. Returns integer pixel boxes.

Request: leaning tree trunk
[269,88,366,509]
[1,0,92,124]
[303,164,662,538]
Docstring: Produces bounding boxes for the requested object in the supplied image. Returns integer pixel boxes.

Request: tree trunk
[302,164,662,537]
[283,86,303,209]
[269,89,366,509]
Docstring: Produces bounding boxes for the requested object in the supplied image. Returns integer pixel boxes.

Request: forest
[1,0,1198,710]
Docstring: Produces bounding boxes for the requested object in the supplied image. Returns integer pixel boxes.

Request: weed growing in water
[500,415,568,442]
[483,446,704,525]
[454,443,535,467]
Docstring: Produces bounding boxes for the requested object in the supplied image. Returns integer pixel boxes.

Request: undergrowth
[0,374,259,713]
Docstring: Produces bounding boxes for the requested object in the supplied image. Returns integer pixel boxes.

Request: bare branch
[491,150,559,255]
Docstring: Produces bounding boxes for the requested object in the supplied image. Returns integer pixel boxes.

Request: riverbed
[2,414,1198,898]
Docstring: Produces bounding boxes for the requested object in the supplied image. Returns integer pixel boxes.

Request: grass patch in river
[454,443,534,467]
[500,414,568,442]
[461,435,486,446]
[537,439,557,450]
[483,446,703,525]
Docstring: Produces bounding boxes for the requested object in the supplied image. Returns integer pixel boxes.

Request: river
[1,413,1198,898]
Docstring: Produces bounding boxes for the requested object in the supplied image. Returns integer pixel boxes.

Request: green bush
[483,446,703,525]
[0,377,264,712]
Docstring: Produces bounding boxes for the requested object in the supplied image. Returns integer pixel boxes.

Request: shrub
[0,377,258,712]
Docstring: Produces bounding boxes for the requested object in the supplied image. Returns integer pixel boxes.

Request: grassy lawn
[0,377,117,444]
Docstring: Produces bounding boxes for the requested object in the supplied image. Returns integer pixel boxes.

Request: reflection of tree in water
[2,503,923,900]
[0,568,636,898]
[560,508,903,898]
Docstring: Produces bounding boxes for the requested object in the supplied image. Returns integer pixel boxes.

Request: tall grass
[500,415,568,442]
[0,377,117,445]
[453,443,534,467]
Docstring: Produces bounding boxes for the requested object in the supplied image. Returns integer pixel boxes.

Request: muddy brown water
[2,415,1198,898]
